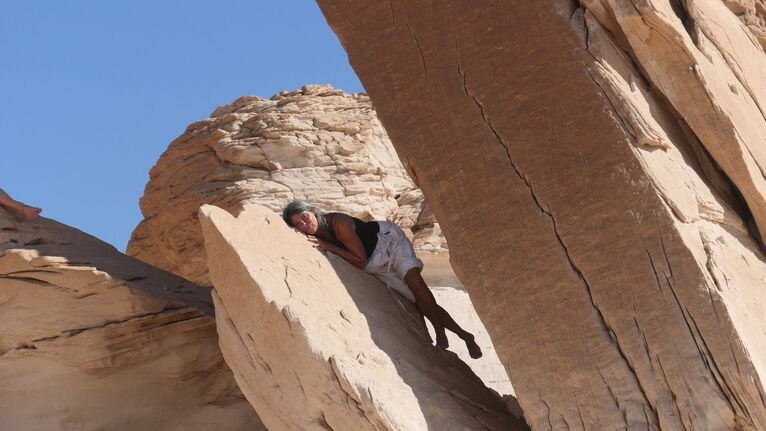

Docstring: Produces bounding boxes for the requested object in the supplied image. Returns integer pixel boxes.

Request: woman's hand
[307,235,330,251]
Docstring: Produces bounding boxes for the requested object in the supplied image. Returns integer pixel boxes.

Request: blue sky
[1,1,363,251]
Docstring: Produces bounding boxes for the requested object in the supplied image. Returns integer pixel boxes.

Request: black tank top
[352,217,380,258]
[325,214,380,258]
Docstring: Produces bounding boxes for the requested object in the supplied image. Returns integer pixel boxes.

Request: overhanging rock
[317,1,766,429]
[199,203,527,430]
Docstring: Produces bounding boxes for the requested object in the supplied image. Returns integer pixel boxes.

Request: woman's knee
[404,266,419,277]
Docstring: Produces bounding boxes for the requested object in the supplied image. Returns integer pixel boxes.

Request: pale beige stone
[0,209,262,430]
[723,0,766,50]
[199,203,527,430]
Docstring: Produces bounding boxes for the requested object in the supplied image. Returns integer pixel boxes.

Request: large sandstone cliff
[317,0,766,429]
[0,209,263,430]
[199,203,527,430]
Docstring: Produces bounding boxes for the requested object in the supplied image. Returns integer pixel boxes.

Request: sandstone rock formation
[128,84,514,396]
[318,0,766,429]
[724,0,766,49]
[0,208,263,430]
[128,85,443,286]
[199,203,527,430]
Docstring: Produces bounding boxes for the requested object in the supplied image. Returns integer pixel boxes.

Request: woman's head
[282,200,327,235]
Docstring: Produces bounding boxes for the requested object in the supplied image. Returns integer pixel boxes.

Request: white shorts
[364,221,423,303]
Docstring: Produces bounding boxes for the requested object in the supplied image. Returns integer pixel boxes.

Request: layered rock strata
[128,85,443,286]
[724,0,766,49]
[0,209,262,430]
[317,0,766,429]
[199,203,527,430]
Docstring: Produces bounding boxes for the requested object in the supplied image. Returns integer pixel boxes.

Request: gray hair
[282,200,329,231]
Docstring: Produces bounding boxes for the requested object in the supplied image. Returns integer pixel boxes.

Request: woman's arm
[310,214,368,268]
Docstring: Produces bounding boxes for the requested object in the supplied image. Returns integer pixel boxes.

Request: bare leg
[403,268,449,349]
[437,305,483,359]
[0,188,41,220]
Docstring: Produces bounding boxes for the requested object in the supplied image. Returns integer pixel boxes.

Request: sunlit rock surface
[318,0,766,429]
[199,203,527,431]
[128,84,513,396]
[128,85,443,286]
[0,209,263,430]
[723,0,766,49]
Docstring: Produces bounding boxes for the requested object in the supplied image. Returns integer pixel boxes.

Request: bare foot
[18,205,42,220]
[435,331,449,350]
[464,335,483,359]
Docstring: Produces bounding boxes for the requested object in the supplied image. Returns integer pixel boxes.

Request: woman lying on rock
[282,200,482,359]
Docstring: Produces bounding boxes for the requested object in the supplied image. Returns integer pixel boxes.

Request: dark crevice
[634,315,653,363]
[670,0,696,42]
[656,246,752,424]
[654,217,675,281]
[577,404,587,430]
[685,310,753,420]
[654,356,686,427]
[319,412,335,431]
[646,250,668,296]
[597,367,630,427]
[0,306,192,358]
[580,154,592,199]
[538,398,553,430]
[247,333,273,374]
[407,24,429,84]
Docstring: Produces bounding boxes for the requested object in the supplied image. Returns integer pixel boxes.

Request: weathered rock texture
[199,203,527,430]
[724,0,766,49]
[128,84,514,394]
[318,0,766,429]
[129,85,443,286]
[0,209,263,430]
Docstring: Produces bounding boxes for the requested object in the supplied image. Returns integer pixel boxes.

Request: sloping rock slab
[199,203,526,431]
[0,209,262,431]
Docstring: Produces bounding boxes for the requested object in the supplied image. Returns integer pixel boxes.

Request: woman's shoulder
[326,213,358,232]
[326,212,353,221]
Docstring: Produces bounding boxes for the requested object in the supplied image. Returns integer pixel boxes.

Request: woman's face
[290,210,318,235]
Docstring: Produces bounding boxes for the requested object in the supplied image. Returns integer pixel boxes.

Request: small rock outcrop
[199,203,527,431]
[0,209,263,430]
[128,85,442,286]
[318,0,766,429]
